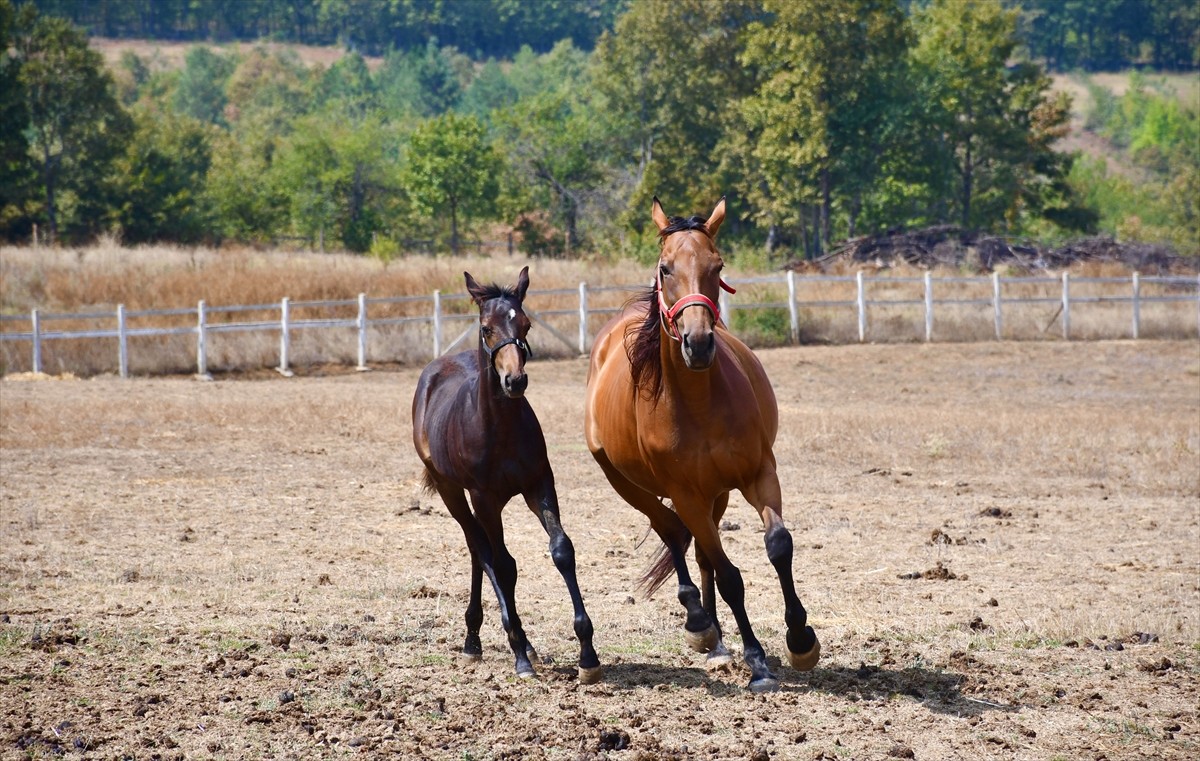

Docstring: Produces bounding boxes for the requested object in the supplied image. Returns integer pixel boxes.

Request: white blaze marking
[508,308,516,321]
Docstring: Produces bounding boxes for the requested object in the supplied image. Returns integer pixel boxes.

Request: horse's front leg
[471,492,537,678]
[696,493,733,670]
[524,484,601,684]
[746,472,821,672]
[687,509,778,692]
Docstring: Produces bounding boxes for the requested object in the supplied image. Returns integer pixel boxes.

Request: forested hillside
[2,0,1196,259]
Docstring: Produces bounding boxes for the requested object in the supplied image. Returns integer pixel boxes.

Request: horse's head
[465,266,533,398]
[652,197,733,371]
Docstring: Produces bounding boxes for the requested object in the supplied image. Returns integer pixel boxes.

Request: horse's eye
[481,326,493,338]
[659,264,670,278]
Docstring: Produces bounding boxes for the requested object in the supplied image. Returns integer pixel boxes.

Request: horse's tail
[420,468,438,495]
[637,528,692,599]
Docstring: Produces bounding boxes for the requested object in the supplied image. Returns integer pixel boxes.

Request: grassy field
[1,340,1196,759]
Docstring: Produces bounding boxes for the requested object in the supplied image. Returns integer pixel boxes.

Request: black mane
[659,215,710,239]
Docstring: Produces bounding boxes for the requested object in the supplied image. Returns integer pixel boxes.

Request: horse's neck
[471,351,508,421]
[657,335,721,409]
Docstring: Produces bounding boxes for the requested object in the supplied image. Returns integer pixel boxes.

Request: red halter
[655,267,737,342]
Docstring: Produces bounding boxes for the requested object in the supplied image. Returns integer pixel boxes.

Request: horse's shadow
[593,658,1009,716]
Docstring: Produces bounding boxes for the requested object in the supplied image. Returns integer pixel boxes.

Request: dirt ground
[1,340,1197,761]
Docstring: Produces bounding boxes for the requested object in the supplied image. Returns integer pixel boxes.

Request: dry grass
[1,341,1196,759]
[2,244,1197,377]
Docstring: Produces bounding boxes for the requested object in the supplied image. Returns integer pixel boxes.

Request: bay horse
[584,198,819,692]
[412,266,601,683]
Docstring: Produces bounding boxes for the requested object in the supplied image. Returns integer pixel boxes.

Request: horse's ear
[464,271,487,306]
[651,196,669,232]
[515,265,530,302]
[706,197,726,238]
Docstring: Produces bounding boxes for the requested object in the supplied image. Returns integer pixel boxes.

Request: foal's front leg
[525,485,601,684]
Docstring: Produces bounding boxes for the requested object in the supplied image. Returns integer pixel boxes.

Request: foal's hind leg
[524,485,601,684]
[470,492,537,678]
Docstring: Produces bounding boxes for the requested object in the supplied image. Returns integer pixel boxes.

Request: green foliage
[12,3,132,242]
[731,307,790,347]
[114,106,215,243]
[174,46,235,125]
[400,113,501,253]
[1069,76,1200,252]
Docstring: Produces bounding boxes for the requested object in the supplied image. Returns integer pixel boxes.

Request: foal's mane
[474,282,521,303]
[624,215,713,400]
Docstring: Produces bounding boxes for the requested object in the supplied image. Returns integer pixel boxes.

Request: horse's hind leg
[746,471,820,672]
[471,493,536,678]
[763,510,820,671]
[429,479,490,662]
[590,449,714,649]
[524,486,601,684]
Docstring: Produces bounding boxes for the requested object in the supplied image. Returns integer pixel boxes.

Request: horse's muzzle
[680,328,716,370]
[501,371,528,398]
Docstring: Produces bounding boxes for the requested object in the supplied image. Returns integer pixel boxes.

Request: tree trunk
[820,168,831,256]
[961,134,973,230]
[41,148,58,244]
[450,198,460,254]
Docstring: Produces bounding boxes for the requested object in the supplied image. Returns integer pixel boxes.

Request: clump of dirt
[802,226,1195,274]
[898,561,964,581]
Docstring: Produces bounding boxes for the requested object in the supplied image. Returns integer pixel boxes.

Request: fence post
[31,308,41,374]
[196,300,211,380]
[924,271,934,342]
[787,270,799,344]
[432,290,442,358]
[1061,271,1071,340]
[1131,272,1140,340]
[578,282,588,354]
[992,272,1003,340]
[356,293,369,371]
[719,287,731,328]
[856,271,867,343]
[277,297,293,377]
[117,304,128,378]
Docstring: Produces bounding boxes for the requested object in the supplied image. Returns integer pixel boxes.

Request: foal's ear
[706,197,726,238]
[464,271,488,306]
[516,265,530,302]
[651,196,669,232]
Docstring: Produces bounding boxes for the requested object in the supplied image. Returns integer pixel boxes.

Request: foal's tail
[637,528,692,598]
[420,468,438,495]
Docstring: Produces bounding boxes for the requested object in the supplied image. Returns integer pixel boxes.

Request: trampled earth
[1,340,1197,760]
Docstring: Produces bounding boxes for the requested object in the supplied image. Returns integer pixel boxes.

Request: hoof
[515,665,537,679]
[578,665,603,685]
[748,676,780,693]
[705,644,734,672]
[684,624,719,654]
[787,627,821,672]
[459,651,483,663]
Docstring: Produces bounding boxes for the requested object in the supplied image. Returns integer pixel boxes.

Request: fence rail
[2,271,1197,378]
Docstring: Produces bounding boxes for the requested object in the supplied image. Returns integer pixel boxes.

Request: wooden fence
[2,271,1197,378]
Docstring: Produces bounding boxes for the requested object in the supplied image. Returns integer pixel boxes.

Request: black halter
[481,329,532,372]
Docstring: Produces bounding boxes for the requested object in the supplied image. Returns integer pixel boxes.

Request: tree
[0,0,35,239]
[114,105,215,243]
[401,112,500,253]
[590,0,762,223]
[914,0,1075,232]
[735,0,912,254]
[173,45,235,125]
[496,90,606,255]
[13,4,132,242]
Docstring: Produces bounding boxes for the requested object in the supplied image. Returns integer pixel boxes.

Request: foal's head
[652,197,728,370]
[465,266,533,398]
